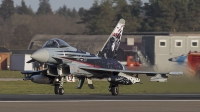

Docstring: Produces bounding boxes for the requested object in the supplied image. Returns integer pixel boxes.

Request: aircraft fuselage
[31,47,124,70]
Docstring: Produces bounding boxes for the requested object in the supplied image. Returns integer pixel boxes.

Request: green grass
[0,70,200,94]
[0,75,200,94]
[0,70,23,78]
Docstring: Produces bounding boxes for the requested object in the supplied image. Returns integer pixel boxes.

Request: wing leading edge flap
[79,66,183,75]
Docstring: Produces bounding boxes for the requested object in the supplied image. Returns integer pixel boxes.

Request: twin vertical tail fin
[97,19,125,59]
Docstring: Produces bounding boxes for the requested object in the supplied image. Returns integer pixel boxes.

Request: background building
[0,47,11,70]
[10,50,36,71]
[142,36,200,73]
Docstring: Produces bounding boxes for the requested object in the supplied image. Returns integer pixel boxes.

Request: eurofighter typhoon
[22,19,182,95]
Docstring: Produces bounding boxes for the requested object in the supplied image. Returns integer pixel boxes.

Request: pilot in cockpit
[43,39,70,48]
[43,40,58,48]
[51,41,58,48]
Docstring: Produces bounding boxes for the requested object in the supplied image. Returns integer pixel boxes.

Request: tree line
[0,0,199,49]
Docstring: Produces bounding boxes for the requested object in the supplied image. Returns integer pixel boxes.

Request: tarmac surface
[0,78,22,81]
[1,94,200,112]
[1,94,200,101]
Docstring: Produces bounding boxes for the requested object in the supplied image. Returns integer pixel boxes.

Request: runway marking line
[1,100,200,103]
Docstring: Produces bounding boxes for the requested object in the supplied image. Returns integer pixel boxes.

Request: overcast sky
[10,0,149,12]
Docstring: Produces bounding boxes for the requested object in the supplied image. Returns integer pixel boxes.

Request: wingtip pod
[119,18,125,25]
[169,72,183,76]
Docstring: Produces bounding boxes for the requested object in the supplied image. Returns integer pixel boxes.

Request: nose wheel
[109,84,119,96]
[54,77,65,95]
[54,84,64,95]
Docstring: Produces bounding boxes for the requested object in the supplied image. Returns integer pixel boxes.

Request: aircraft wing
[47,56,183,76]
[79,66,183,76]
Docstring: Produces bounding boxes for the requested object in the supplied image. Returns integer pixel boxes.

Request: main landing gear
[54,77,64,95]
[76,77,95,89]
[109,83,119,96]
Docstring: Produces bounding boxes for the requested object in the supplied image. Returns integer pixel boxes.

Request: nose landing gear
[54,77,65,95]
[54,84,64,95]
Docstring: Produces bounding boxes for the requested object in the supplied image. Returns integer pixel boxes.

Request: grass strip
[0,70,23,78]
[0,76,200,94]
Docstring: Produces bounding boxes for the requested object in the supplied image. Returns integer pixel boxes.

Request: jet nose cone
[31,49,49,63]
[168,58,172,61]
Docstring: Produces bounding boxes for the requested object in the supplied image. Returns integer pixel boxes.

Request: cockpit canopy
[42,38,70,48]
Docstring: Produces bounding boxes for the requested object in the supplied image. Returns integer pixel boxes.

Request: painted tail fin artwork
[97,19,125,59]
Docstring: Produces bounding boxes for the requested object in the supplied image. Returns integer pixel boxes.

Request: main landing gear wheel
[110,84,119,96]
[54,85,64,95]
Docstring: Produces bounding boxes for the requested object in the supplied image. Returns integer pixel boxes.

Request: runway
[1,94,200,101]
[1,94,200,112]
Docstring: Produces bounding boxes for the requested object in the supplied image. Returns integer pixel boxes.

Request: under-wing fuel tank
[31,75,53,84]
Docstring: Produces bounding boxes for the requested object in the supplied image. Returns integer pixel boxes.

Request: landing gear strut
[54,77,64,95]
[109,84,119,96]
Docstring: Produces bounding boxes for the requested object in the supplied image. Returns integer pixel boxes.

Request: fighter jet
[22,19,182,96]
[168,54,188,65]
